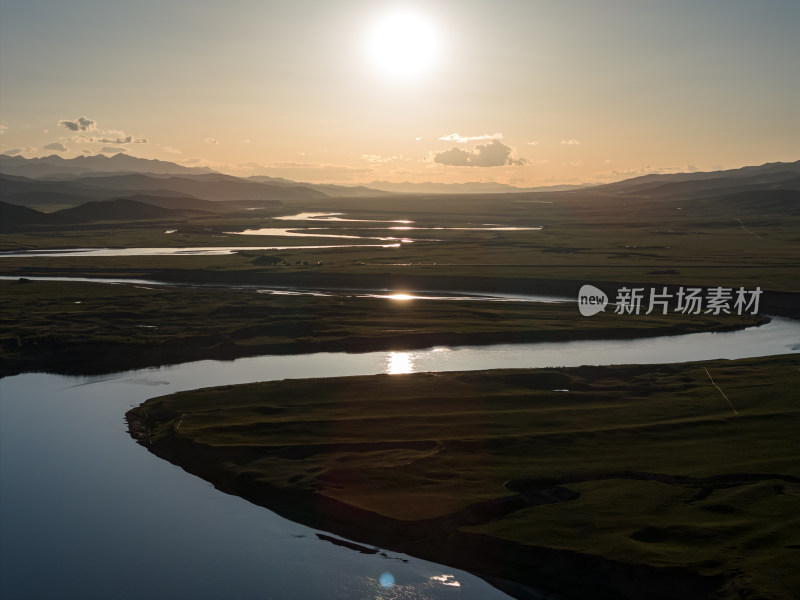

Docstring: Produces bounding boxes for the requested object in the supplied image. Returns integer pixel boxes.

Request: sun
[365,9,439,79]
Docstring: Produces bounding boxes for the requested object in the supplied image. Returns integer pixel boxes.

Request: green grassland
[2,191,799,293]
[127,354,800,599]
[2,189,796,375]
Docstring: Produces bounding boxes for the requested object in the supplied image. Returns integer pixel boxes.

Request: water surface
[0,243,402,257]
[1,319,798,599]
[0,365,520,600]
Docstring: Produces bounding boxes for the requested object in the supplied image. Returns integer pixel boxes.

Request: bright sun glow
[366,10,439,78]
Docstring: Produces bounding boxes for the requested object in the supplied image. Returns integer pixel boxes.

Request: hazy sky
[1,0,798,185]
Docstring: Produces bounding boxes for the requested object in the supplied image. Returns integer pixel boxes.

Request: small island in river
[127,353,800,600]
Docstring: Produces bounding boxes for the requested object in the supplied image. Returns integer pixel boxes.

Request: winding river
[1,319,799,600]
[0,211,542,258]
[0,275,570,304]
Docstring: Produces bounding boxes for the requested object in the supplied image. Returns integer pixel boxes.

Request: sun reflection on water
[386,352,415,374]
[430,574,461,587]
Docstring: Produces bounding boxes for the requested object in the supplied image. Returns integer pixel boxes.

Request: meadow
[2,189,797,376]
[2,190,799,293]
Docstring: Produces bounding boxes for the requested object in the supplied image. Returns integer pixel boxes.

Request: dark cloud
[78,134,148,144]
[59,116,96,131]
[100,146,127,154]
[2,147,37,156]
[433,139,526,167]
[43,142,68,152]
[58,117,146,144]
[433,147,472,166]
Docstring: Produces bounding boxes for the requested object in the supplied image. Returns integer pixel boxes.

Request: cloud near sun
[58,116,96,132]
[57,116,147,145]
[438,132,503,143]
[433,139,526,168]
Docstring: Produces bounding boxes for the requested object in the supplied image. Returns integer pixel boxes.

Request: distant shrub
[252,255,282,266]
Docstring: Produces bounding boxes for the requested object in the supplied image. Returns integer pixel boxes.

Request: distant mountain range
[367,181,589,194]
[0,154,395,202]
[247,176,587,195]
[246,175,393,198]
[0,154,590,196]
[1,155,798,218]
[0,170,327,212]
[0,153,215,178]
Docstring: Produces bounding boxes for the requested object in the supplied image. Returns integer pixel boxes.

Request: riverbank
[127,354,800,599]
[0,279,767,377]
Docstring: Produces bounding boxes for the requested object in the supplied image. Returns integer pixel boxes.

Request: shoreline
[0,315,769,378]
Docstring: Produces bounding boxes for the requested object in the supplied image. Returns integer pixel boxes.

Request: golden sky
[1,0,798,186]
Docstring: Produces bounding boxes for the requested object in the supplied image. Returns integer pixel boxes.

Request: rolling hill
[0,198,211,231]
[247,175,392,198]
[0,201,49,229]
[591,160,800,200]
[48,198,209,224]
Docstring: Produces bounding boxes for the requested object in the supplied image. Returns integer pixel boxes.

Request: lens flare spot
[379,572,395,588]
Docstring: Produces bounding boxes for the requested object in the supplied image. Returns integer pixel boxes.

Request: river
[1,319,799,600]
[0,211,543,258]
[0,275,570,303]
